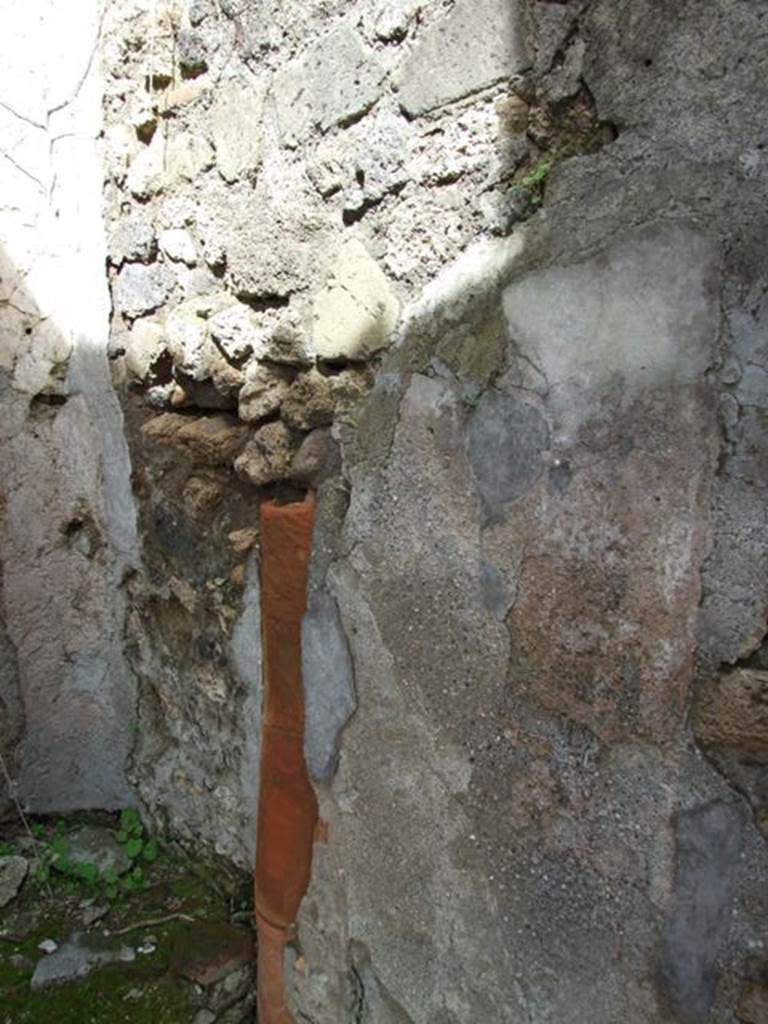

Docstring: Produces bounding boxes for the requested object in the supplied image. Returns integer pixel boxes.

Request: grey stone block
[273,26,384,145]
[659,801,746,1023]
[393,0,529,115]
[302,590,357,781]
[466,388,549,522]
[113,263,174,318]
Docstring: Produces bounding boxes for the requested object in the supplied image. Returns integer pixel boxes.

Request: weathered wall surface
[8,0,762,1018]
[285,2,768,1023]
[0,1,138,812]
[98,0,575,866]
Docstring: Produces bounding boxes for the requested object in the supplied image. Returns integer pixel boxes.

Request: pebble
[82,904,109,927]
[0,856,29,908]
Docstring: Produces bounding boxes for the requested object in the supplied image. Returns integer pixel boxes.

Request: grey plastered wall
[0,0,139,810]
[293,2,768,1022]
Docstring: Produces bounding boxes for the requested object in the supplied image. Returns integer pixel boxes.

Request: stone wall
[288,2,768,1023]
[0,0,138,813]
[98,0,768,1018]
[2,0,768,1021]
[99,0,588,866]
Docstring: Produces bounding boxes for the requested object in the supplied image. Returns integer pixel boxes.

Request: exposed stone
[124,319,168,383]
[159,228,197,266]
[127,130,214,197]
[206,962,254,1013]
[234,420,297,486]
[478,185,534,235]
[263,320,312,367]
[209,304,258,363]
[189,0,212,26]
[205,177,320,299]
[238,363,291,423]
[372,0,421,42]
[142,413,248,465]
[496,92,530,134]
[228,527,258,555]
[210,77,266,183]
[306,152,344,198]
[158,196,196,229]
[103,123,138,183]
[113,263,174,318]
[31,937,135,991]
[737,979,768,1024]
[108,214,155,265]
[159,79,210,113]
[281,371,336,431]
[302,590,356,780]
[694,669,768,762]
[171,354,244,410]
[170,922,253,986]
[280,369,371,433]
[290,429,331,485]
[393,0,530,116]
[209,356,245,401]
[177,28,208,76]
[272,26,384,145]
[31,933,136,989]
[312,240,400,361]
[217,994,257,1024]
[659,802,746,1022]
[165,299,221,381]
[82,903,109,927]
[59,825,132,877]
[36,2,768,1020]
[183,476,225,521]
[467,389,549,522]
[180,267,219,299]
[0,855,28,907]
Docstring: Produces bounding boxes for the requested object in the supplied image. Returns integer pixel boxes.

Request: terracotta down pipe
[255,495,318,1024]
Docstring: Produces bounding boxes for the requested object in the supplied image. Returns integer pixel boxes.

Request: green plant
[28,809,161,900]
[113,808,161,885]
[520,158,553,198]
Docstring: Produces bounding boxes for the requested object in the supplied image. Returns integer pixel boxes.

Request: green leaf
[103,867,118,885]
[142,839,159,863]
[520,159,553,191]
[106,884,118,900]
[125,837,143,860]
[31,823,46,840]
[119,808,142,834]
[75,861,100,885]
[51,835,69,858]
[116,830,129,844]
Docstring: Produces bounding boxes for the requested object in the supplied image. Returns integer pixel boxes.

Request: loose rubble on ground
[0,812,254,1023]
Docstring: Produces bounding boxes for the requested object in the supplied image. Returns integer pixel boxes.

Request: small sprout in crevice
[519,159,553,194]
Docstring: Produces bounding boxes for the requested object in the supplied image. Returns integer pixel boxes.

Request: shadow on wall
[0,239,138,818]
